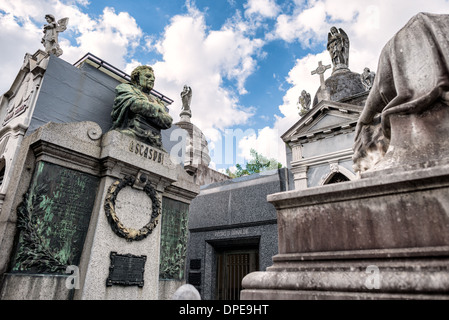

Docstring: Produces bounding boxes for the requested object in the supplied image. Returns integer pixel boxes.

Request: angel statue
[361,67,376,91]
[41,14,69,57]
[327,26,350,70]
[298,90,311,116]
[299,90,311,110]
[180,85,193,118]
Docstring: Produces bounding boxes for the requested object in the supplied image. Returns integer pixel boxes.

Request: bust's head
[131,66,155,92]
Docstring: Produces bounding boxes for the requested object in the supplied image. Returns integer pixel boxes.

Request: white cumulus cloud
[244,0,281,19]
[149,4,263,133]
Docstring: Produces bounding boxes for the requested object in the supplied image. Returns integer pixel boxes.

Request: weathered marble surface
[241,163,449,300]
[354,13,449,174]
[327,27,350,72]
[242,12,449,301]
[180,85,193,120]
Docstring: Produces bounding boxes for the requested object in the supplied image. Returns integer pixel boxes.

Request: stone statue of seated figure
[111,66,173,150]
[353,13,449,174]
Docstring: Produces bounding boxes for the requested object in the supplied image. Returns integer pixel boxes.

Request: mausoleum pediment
[282,100,363,143]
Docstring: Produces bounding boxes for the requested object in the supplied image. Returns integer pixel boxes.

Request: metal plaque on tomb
[11,161,100,274]
[188,272,202,286]
[106,252,147,287]
[190,259,201,270]
[159,197,189,280]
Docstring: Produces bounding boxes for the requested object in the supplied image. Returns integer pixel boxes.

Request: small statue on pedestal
[327,27,350,71]
[41,14,69,57]
[361,67,376,91]
[180,85,193,121]
[298,90,311,116]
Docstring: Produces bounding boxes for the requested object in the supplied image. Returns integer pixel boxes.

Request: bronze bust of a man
[111,66,173,149]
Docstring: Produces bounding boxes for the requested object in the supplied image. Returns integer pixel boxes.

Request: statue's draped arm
[357,13,449,140]
[353,13,449,173]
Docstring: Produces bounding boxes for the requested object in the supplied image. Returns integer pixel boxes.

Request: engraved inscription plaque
[11,161,99,273]
[106,252,147,287]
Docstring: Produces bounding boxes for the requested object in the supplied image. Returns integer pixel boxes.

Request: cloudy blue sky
[1,0,449,172]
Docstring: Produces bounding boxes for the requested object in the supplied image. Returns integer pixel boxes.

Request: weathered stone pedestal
[242,12,449,300]
[241,164,449,300]
[0,121,199,300]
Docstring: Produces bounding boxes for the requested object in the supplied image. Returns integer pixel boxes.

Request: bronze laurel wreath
[104,176,161,242]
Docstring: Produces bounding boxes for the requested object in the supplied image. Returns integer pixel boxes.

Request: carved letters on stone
[128,140,164,164]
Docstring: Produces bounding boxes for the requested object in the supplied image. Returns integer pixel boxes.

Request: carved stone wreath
[104,176,161,242]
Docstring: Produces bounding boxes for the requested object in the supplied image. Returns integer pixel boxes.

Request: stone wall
[186,169,290,299]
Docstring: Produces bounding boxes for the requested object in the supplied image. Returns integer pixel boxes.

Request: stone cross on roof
[311,61,331,91]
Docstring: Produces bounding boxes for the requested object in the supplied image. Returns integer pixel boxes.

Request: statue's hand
[137,100,173,129]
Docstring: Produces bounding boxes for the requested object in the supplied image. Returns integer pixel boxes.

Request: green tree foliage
[226,149,283,178]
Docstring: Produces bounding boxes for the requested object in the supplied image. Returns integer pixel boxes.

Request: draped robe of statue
[111,83,173,149]
[353,13,449,173]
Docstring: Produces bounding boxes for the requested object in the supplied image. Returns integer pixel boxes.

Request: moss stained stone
[11,161,99,274]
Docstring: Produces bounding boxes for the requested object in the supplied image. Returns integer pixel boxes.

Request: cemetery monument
[242,13,449,300]
[0,15,208,299]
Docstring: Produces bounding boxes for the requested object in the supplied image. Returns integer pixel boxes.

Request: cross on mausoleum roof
[311,61,331,91]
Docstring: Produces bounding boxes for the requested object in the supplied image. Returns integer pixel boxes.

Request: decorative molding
[319,163,357,186]
[330,162,340,173]
[14,178,67,273]
[291,148,354,168]
[282,100,363,142]
[159,198,189,280]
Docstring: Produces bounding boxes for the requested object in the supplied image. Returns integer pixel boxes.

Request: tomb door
[216,249,259,300]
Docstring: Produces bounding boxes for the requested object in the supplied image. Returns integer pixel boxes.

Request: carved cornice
[291,148,354,169]
[282,100,363,143]
[31,140,101,177]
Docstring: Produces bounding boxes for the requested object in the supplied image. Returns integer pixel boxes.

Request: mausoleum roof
[313,69,366,106]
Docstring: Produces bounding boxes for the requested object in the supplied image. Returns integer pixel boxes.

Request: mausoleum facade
[0,50,225,300]
[283,27,372,190]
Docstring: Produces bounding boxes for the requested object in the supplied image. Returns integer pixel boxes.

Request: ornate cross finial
[311,61,331,91]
